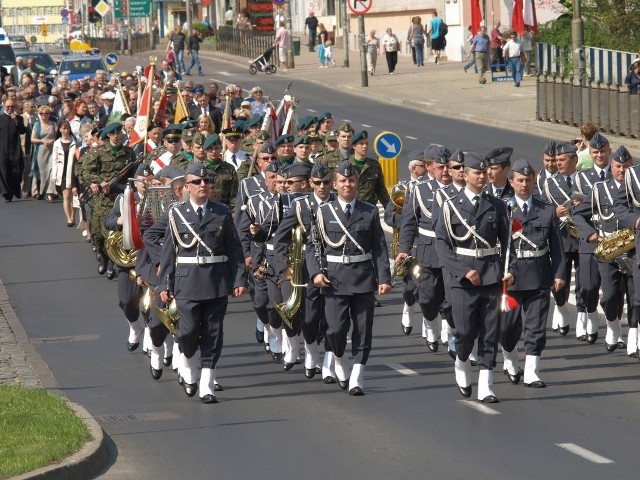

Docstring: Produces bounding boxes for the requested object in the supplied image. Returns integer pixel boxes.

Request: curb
[0,279,109,480]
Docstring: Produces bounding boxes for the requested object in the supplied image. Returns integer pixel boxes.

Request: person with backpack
[428,12,447,65]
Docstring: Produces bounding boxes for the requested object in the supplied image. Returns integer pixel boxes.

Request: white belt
[177,255,228,264]
[516,246,549,259]
[418,227,436,238]
[326,253,372,264]
[266,244,274,251]
[454,246,499,258]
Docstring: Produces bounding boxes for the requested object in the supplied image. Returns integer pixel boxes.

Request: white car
[9,35,29,51]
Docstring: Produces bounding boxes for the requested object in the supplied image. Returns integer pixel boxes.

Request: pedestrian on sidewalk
[273,21,291,72]
[521,27,534,75]
[409,17,425,67]
[366,30,380,75]
[305,11,319,52]
[185,29,204,76]
[427,12,446,64]
[470,26,490,84]
[324,41,335,67]
[463,26,478,73]
[407,17,418,65]
[382,28,400,74]
[167,25,186,74]
[317,23,329,67]
[502,31,523,87]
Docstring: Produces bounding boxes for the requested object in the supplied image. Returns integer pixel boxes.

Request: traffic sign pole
[358,15,367,88]
[373,131,402,190]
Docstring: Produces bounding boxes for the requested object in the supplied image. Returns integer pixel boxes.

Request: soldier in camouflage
[171,128,196,170]
[317,122,354,172]
[349,130,390,206]
[203,133,238,211]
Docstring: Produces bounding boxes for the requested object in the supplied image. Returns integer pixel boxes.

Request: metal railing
[208,27,275,60]
[85,33,152,55]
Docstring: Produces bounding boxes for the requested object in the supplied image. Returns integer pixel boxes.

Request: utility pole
[285,0,294,68]
[341,0,349,67]
[186,0,192,33]
[572,0,585,85]
[358,15,367,87]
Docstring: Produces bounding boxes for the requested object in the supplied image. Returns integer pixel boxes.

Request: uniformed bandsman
[499,159,566,388]
[483,147,515,202]
[309,160,392,395]
[145,161,247,403]
[534,141,558,200]
[435,153,514,403]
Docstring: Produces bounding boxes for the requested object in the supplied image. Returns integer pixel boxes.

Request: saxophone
[273,226,306,330]
[594,228,636,262]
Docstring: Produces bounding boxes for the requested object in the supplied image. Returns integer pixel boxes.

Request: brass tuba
[389,182,407,260]
[274,226,306,330]
[153,299,179,335]
[106,231,138,268]
[594,228,636,262]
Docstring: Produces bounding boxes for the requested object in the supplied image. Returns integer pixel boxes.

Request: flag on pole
[174,89,190,124]
[128,65,154,146]
[523,0,538,34]
[150,150,173,174]
[107,87,128,125]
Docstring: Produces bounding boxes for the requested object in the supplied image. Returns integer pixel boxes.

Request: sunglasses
[311,179,331,186]
[449,164,464,170]
[259,156,277,160]
[285,179,303,185]
[188,178,210,185]
[166,138,181,144]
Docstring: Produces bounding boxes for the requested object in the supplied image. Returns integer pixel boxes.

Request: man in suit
[0,97,27,201]
[435,153,514,403]
[309,160,392,395]
[500,159,565,388]
[189,92,223,133]
[147,161,248,403]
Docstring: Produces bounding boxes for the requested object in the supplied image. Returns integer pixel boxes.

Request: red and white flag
[128,66,155,146]
[150,150,173,175]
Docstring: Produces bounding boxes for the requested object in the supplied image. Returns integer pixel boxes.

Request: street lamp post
[572,0,585,85]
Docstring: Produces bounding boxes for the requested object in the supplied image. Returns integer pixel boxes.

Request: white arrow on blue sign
[373,131,403,159]
[105,53,119,67]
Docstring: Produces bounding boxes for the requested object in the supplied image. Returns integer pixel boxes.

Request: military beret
[406,150,424,162]
[542,140,556,157]
[232,120,246,133]
[102,122,123,135]
[222,126,243,138]
[511,158,535,176]
[99,128,109,140]
[135,163,152,177]
[555,142,578,156]
[203,134,221,150]
[192,84,204,94]
[325,130,338,141]
[449,149,465,163]
[164,124,185,135]
[192,132,206,146]
[256,130,271,141]
[464,152,487,170]
[311,163,330,179]
[308,131,321,142]
[351,130,369,145]
[260,143,277,155]
[283,162,312,179]
[244,115,263,129]
[589,132,609,149]
[184,119,198,129]
[185,161,208,177]
[484,147,514,165]
[318,112,332,122]
[181,128,196,142]
[294,135,311,146]
[338,122,354,133]
[263,161,280,174]
[275,133,294,146]
[157,165,185,181]
[335,160,357,177]
[297,116,311,130]
[147,121,163,132]
[612,145,632,163]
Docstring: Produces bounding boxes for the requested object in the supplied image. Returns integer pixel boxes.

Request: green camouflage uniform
[317,148,353,171]
[349,156,390,206]
[205,159,239,212]
[143,144,168,166]
[170,151,192,170]
[240,137,256,155]
[77,143,137,256]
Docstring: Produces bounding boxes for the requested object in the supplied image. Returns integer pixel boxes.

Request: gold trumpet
[392,255,421,279]
[153,299,179,335]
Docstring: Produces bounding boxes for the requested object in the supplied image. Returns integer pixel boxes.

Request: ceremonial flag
[107,87,128,125]
[174,90,190,124]
[128,66,154,146]
[471,0,483,35]
[511,0,525,36]
[523,0,538,34]
[150,150,173,174]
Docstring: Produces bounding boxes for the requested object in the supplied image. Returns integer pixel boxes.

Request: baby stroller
[249,47,277,75]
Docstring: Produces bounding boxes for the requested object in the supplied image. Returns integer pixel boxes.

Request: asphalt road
[1,53,639,479]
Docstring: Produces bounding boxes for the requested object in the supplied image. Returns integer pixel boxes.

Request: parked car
[55,50,108,81]
[9,35,29,51]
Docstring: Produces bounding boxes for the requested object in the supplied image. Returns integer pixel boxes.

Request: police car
[0,28,19,85]
[56,49,108,81]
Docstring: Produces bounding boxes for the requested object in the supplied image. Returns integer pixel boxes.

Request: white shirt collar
[189,198,207,212]
[337,197,355,212]
[464,188,481,203]
[515,195,532,212]
[593,164,609,177]
[614,179,622,189]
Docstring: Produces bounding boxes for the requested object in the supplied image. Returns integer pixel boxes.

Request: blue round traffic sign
[273,0,286,5]
[374,131,403,159]
[105,53,119,67]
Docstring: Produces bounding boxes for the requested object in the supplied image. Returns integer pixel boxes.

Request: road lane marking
[387,363,419,376]
[307,108,317,112]
[343,119,353,123]
[217,71,232,76]
[362,123,372,128]
[406,135,418,140]
[458,400,501,415]
[556,443,614,464]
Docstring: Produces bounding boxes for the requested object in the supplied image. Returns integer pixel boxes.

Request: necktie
[345,203,352,219]
[197,206,203,222]
[473,195,479,212]
[522,202,528,216]
[202,107,206,116]
[600,170,605,181]
[232,153,237,167]
[566,176,572,188]
[495,187,503,197]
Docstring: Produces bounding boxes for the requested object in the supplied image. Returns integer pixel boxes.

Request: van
[0,28,19,85]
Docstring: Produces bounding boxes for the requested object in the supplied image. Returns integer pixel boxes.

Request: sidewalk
[195,42,640,150]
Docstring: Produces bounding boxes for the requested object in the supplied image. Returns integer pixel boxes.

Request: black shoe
[402,326,413,335]
[524,380,546,388]
[338,379,348,390]
[349,386,365,396]
[448,349,456,360]
[629,351,638,358]
[617,341,627,349]
[200,394,218,403]
[470,360,479,367]
[150,366,163,380]
[323,376,337,384]
[264,342,271,354]
[127,341,139,352]
[271,352,283,362]
[315,366,322,374]
[97,263,106,275]
[481,395,500,404]
[504,368,522,385]
[214,383,223,392]
[586,332,598,344]
[163,356,173,367]
[457,385,472,398]
[106,265,116,280]
[427,341,439,352]
[67,222,75,227]
[373,298,381,307]
[577,335,587,341]
[255,328,264,344]
[605,342,618,353]
[178,375,184,386]
[558,325,569,336]
[305,368,316,379]
[283,362,295,371]
[183,382,198,397]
